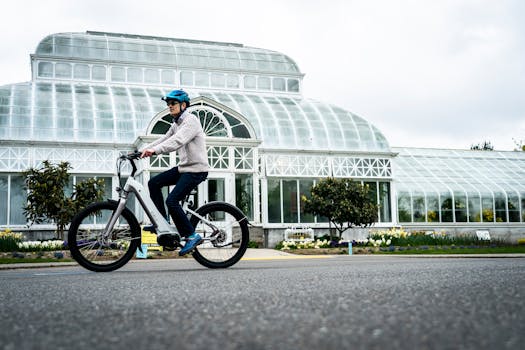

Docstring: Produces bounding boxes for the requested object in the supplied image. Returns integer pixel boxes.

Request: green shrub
[248,241,260,248]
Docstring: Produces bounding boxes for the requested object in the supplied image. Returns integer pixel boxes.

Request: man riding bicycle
[140,89,209,255]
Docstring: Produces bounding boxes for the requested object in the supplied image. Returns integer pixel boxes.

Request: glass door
[208,177,225,202]
[197,173,234,239]
[198,172,234,206]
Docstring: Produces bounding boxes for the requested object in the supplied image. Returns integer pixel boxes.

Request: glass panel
[508,192,520,222]
[111,67,125,82]
[494,192,507,222]
[239,51,257,70]
[74,64,90,79]
[0,175,7,224]
[522,193,525,222]
[397,192,411,222]
[299,179,314,223]
[55,63,72,78]
[55,36,72,56]
[38,62,53,77]
[426,193,439,222]
[454,192,467,222]
[379,182,391,222]
[244,75,256,89]
[287,79,299,92]
[144,69,160,84]
[365,182,378,205]
[208,178,225,202]
[10,176,26,225]
[92,65,106,81]
[195,72,209,87]
[211,73,226,87]
[235,174,253,220]
[267,179,281,223]
[365,182,379,222]
[282,180,297,223]
[440,192,453,222]
[180,71,193,85]
[208,178,225,220]
[412,194,425,222]
[127,68,143,83]
[161,70,175,84]
[151,115,172,134]
[226,74,239,88]
[468,193,481,222]
[273,78,286,91]
[258,77,271,90]
[98,177,112,199]
[482,195,494,222]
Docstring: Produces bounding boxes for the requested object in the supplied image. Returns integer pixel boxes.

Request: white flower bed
[17,240,65,251]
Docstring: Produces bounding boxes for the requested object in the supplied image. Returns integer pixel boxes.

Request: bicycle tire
[68,201,141,272]
[190,202,249,268]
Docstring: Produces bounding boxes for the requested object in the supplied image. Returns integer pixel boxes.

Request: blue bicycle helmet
[162,89,190,104]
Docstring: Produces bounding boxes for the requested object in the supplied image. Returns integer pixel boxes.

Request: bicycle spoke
[190,202,249,268]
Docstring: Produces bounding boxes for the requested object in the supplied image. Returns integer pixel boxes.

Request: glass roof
[0,82,390,152]
[35,32,301,75]
[392,147,525,196]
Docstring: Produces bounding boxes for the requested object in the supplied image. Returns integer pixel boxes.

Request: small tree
[470,140,494,151]
[513,138,525,152]
[23,160,105,239]
[302,178,378,240]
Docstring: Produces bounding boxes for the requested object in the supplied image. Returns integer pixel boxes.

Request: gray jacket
[145,111,209,173]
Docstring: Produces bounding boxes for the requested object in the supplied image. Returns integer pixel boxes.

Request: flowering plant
[16,240,66,252]
[368,228,460,246]
[277,239,331,250]
[0,229,23,252]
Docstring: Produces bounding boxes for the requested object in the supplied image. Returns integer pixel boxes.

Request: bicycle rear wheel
[190,202,249,268]
[68,201,141,272]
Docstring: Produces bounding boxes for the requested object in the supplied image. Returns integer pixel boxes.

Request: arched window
[149,98,254,140]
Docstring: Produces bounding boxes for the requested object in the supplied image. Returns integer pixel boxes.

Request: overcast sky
[1,0,524,151]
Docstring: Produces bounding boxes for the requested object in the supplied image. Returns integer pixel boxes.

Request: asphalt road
[0,255,524,350]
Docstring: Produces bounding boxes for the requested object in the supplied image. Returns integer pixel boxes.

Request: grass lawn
[372,245,525,255]
[285,245,525,255]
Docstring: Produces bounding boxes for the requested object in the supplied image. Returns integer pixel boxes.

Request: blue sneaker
[179,233,203,256]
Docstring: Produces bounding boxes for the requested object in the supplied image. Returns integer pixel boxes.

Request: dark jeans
[148,167,208,237]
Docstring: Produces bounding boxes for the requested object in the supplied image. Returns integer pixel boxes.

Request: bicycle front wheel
[68,201,141,272]
[190,202,249,268]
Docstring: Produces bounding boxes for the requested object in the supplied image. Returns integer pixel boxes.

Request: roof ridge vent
[86,31,244,48]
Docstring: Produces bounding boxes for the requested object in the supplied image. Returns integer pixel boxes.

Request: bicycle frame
[104,169,217,241]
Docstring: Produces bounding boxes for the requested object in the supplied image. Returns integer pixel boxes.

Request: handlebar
[120,150,143,161]
[118,150,143,179]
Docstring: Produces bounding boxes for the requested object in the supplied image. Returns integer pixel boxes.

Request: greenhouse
[0,31,524,244]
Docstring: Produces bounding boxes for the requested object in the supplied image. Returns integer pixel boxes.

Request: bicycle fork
[103,199,128,238]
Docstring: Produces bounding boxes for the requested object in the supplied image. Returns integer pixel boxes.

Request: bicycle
[67,151,250,272]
